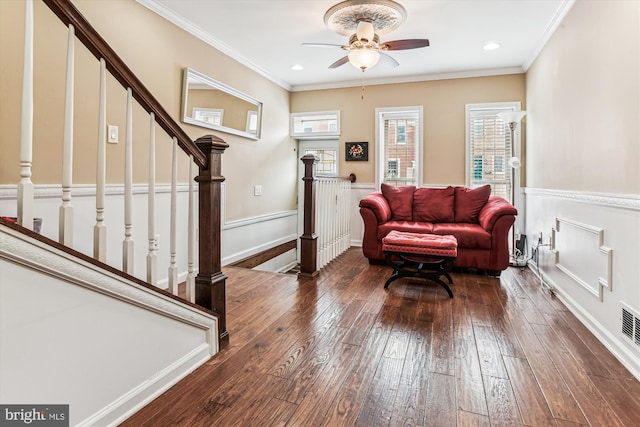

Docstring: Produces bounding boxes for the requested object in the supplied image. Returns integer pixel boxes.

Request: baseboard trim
[529,262,640,381]
[81,344,211,426]
[231,239,297,269]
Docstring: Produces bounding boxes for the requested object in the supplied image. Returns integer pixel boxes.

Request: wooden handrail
[316,173,356,183]
[42,0,207,168]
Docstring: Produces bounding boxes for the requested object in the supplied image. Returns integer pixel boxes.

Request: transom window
[290,111,340,139]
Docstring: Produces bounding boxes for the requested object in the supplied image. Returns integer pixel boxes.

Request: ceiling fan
[303,0,430,72]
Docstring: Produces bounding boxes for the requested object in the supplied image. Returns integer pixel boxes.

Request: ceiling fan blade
[380,52,399,68]
[302,43,344,48]
[329,56,350,69]
[382,39,430,50]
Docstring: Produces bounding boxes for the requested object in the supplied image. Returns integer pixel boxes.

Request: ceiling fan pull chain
[361,70,366,100]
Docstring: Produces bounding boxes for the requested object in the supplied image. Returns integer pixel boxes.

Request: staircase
[0,0,227,424]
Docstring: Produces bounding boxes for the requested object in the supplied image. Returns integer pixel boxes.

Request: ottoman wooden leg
[383,252,454,298]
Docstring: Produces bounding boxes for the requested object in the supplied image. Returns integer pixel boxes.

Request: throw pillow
[381,183,415,221]
[413,186,455,222]
[454,185,491,223]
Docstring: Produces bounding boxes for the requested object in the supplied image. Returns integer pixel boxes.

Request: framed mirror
[181,68,262,140]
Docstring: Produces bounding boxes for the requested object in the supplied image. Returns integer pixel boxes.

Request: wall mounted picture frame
[345,142,368,161]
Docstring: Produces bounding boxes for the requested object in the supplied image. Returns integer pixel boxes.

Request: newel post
[299,154,319,278]
[195,134,229,348]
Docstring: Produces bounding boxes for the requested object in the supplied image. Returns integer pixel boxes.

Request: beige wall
[291,74,525,186]
[0,0,297,221]
[526,0,640,194]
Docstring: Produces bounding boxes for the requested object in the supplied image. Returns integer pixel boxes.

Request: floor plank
[122,248,640,427]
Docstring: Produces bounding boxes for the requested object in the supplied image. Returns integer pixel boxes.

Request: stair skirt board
[0,224,218,426]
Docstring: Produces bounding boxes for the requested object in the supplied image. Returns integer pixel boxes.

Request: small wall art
[345,142,368,161]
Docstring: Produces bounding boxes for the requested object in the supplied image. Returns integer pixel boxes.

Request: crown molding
[290,66,525,92]
[522,0,576,71]
[136,0,292,91]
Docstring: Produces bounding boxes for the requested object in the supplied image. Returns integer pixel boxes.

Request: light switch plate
[108,125,118,143]
[254,185,262,196]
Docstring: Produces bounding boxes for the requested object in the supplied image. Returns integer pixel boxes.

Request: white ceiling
[138,0,574,91]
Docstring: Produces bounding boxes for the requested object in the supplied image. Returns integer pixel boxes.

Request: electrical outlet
[254,185,262,196]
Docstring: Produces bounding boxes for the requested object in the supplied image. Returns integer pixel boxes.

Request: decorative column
[195,135,229,348]
[299,154,319,278]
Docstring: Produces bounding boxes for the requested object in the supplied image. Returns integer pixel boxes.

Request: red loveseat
[359,184,517,275]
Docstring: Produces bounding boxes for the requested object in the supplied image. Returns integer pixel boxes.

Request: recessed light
[483,42,501,51]
[290,64,304,71]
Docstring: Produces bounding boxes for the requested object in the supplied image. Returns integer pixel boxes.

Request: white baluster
[59,24,75,245]
[324,180,330,267]
[94,58,107,261]
[338,181,344,254]
[186,155,195,302]
[320,180,328,268]
[18,0,34,230]
[343,180,351,253]
[315,180,324,268]
[168,137,178,294]
[147,113,157,285]
[122,88,134,274]
[344,180,351,253]
[331,179,338,261]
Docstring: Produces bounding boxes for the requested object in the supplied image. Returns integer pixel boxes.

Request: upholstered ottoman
[382,230,458,297]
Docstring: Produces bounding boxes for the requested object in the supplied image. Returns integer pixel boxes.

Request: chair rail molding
[525,187,640,211]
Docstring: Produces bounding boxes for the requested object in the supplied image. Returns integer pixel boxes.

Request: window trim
[375,106,423,188]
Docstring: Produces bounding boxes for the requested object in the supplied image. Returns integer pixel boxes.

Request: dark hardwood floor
[122,248,640,426]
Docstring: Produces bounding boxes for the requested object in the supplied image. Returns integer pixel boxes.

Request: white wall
[220,181,298,272]
[350,183,376,248]
[525,190,640,378]
[0,225,218,426]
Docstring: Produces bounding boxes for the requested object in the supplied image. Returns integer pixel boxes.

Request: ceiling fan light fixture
[356,20,375,42]
[348,48,380,71]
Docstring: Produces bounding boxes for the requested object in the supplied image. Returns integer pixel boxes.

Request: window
[387,159,399,178]
[396,121,407,144]
[290,111,340,139]
[193,108,223,126]
[376,107,423,187]
[304,149,337,175]
[465,102,522,203]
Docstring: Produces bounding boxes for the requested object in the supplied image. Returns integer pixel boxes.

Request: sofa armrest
[478,196,518,232]
[359,192,392,223]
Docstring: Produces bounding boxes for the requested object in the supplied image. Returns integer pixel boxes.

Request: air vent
[621,303,640,347]
[622,308,634,338]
